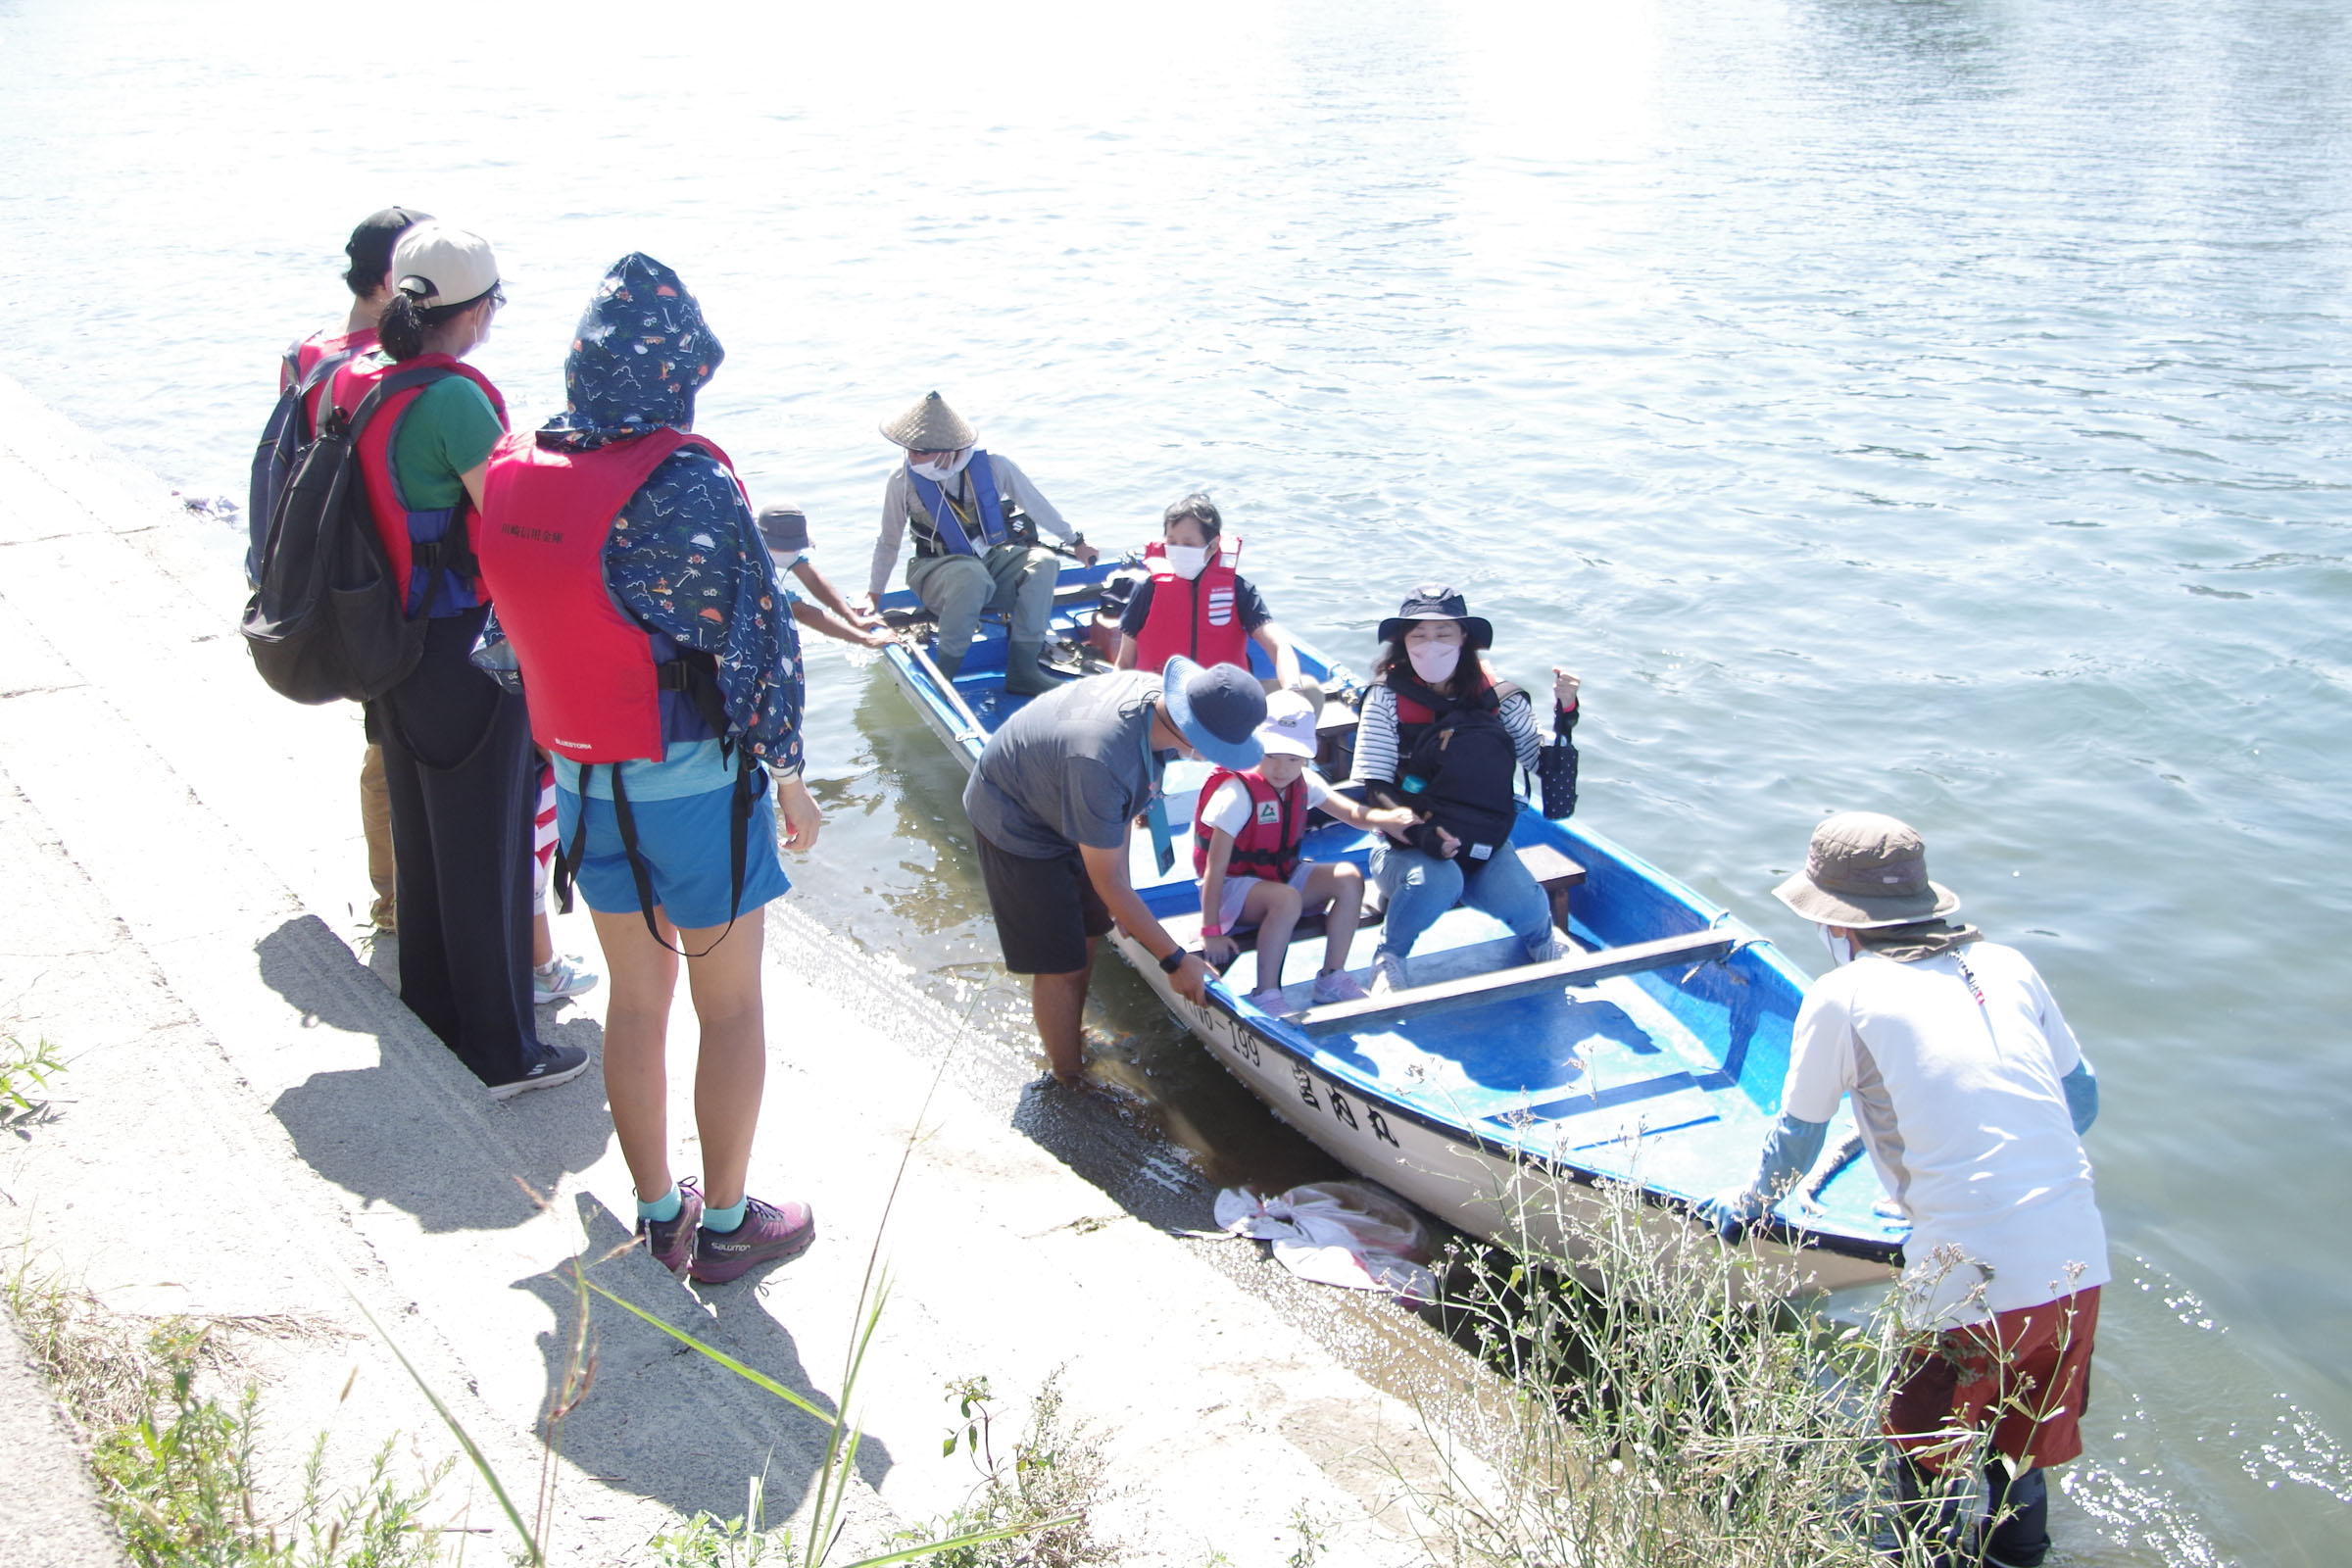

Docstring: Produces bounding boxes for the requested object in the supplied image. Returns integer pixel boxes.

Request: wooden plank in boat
[1514,841,1589,930]
[1297,927,1740,1032]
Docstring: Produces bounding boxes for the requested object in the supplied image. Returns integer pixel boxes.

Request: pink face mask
[1407,641,1461,685]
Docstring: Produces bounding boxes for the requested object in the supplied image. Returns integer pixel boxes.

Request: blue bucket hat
[1161,657,1266,771]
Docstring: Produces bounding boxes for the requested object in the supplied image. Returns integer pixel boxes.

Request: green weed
[0,1031,64,1128]
[1395,1173,1997,1568]
[6,1272,451,1567]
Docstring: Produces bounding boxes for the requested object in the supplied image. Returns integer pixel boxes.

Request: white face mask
[908,449,972,485]
[1164,543,1211,580]
[1817,924,1856,967]
[1406,640,1462,685]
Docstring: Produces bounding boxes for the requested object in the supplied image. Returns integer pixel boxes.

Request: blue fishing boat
[878,564,1906,1293]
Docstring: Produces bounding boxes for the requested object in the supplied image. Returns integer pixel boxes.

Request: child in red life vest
[1117,493,1303,687]
[1195,690,1417,1011]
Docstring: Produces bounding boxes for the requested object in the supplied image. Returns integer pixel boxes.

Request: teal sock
[704,1198,747,1234]
[635,1185,682,1225]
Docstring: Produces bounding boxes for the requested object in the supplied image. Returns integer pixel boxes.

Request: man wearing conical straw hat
[859,392,1098,694]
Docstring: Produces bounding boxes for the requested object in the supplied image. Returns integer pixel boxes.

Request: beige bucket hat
[880,391,976,452]
[1772,811,1960,929]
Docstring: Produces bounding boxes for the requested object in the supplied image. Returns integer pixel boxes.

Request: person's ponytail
[377,288,429,362]
[379,276,496,362]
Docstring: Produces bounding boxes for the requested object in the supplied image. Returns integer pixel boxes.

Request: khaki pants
[906,544,1060,662]
[361,742,396,928]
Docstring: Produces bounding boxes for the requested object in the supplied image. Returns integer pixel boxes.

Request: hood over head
[547,253,722,438]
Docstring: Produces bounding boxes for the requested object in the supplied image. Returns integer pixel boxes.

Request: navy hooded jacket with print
[518,253,804,778]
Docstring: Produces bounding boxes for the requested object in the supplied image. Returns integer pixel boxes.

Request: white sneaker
[1312,969,1370,1004]
[1245,985,1291,1013]
[533,954,601,1005]
[1368,951,1408,995]
[1525,935,1574,964]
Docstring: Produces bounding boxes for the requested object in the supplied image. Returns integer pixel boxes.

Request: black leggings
[372,607,544,1085]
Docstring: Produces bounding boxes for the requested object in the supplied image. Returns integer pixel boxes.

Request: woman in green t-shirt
[336,222,587,1099]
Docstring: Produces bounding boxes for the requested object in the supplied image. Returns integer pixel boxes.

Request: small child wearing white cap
[1193,689,1418,1009]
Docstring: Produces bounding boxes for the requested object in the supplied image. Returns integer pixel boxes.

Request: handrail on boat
[1293,927,1741,1031]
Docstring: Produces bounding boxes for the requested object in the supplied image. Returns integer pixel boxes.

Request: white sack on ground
[1214,1180,1438,1303]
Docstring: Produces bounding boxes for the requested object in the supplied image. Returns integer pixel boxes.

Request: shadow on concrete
[514,1193,886,1526]
[262,916,609,1233]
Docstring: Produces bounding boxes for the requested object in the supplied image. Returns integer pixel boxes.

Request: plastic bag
[1214,1179,1438,1303]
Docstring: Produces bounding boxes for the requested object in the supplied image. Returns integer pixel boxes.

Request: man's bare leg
[1031,938,1097,1081]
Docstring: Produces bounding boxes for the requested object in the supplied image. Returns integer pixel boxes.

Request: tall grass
[1396,1173,1998,1568]
[7,1271,453,1568]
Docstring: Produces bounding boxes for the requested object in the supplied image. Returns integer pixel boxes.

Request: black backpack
[246,341,363,585]
[240,364,468,706]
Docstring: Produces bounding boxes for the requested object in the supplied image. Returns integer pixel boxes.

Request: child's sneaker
[638,1178,703,1277]
[690,1195,816,1284]
[533,954,601,1005]
[1369,950,1409,995]
[1245,985,1291,1013]
[1311,969,1369,1004]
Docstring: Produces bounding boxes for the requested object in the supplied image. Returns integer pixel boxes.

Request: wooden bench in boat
[1514,841,1588,929]
[1295,926,1740,1032]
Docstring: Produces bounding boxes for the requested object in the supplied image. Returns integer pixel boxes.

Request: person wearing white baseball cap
[1192,687,1417,1010]
[323,223,585,1100]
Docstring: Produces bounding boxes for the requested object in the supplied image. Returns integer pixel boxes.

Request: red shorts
[1886,1287,2100,1473]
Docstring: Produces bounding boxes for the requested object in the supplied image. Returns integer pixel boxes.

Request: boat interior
[878,564,1901,1249]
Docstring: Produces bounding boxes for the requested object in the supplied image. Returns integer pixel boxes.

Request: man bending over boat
[1701,812,2106,1568]
[965,658,1267,1083]
[858,391,1097,694]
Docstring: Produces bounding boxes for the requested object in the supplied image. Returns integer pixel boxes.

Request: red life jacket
[474,427,735,765]
[1192,766,1306,883]
[1389,664,1502,729]
[286,327,376,432]
[1132,539,1250,673]
[329,354,509,618]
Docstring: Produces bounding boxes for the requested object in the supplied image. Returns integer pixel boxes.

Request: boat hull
[1104,924,1896,1296]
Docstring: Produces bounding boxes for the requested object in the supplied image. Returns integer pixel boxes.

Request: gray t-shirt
[964,669,1162,858]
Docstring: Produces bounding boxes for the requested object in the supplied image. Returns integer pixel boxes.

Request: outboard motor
[1089,565,1149,660]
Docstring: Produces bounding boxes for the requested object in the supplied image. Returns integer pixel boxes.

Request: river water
[4,0,2347,1559]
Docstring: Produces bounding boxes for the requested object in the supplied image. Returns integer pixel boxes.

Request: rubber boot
[1002,639,1068,697]
[1980,1464,2050,1568]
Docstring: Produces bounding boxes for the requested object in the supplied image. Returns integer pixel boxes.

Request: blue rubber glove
[1699,1113,1831,1241]
[2062,1060,2098,1135]
[1696,1185,1770,1241]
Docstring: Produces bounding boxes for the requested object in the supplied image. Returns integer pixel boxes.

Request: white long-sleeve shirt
[865,451,1072,599]
[1781,942,2108,1323]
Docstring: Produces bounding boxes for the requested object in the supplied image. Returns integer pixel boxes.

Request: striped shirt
[1351,675,1542,787]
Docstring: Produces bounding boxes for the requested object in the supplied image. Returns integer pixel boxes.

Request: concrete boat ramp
[0,373,1450,1567]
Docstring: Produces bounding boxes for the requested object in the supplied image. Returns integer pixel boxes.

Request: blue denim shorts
[554,779,790,931]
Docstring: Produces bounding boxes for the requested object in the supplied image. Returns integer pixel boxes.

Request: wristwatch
[1158,948,1189,974]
